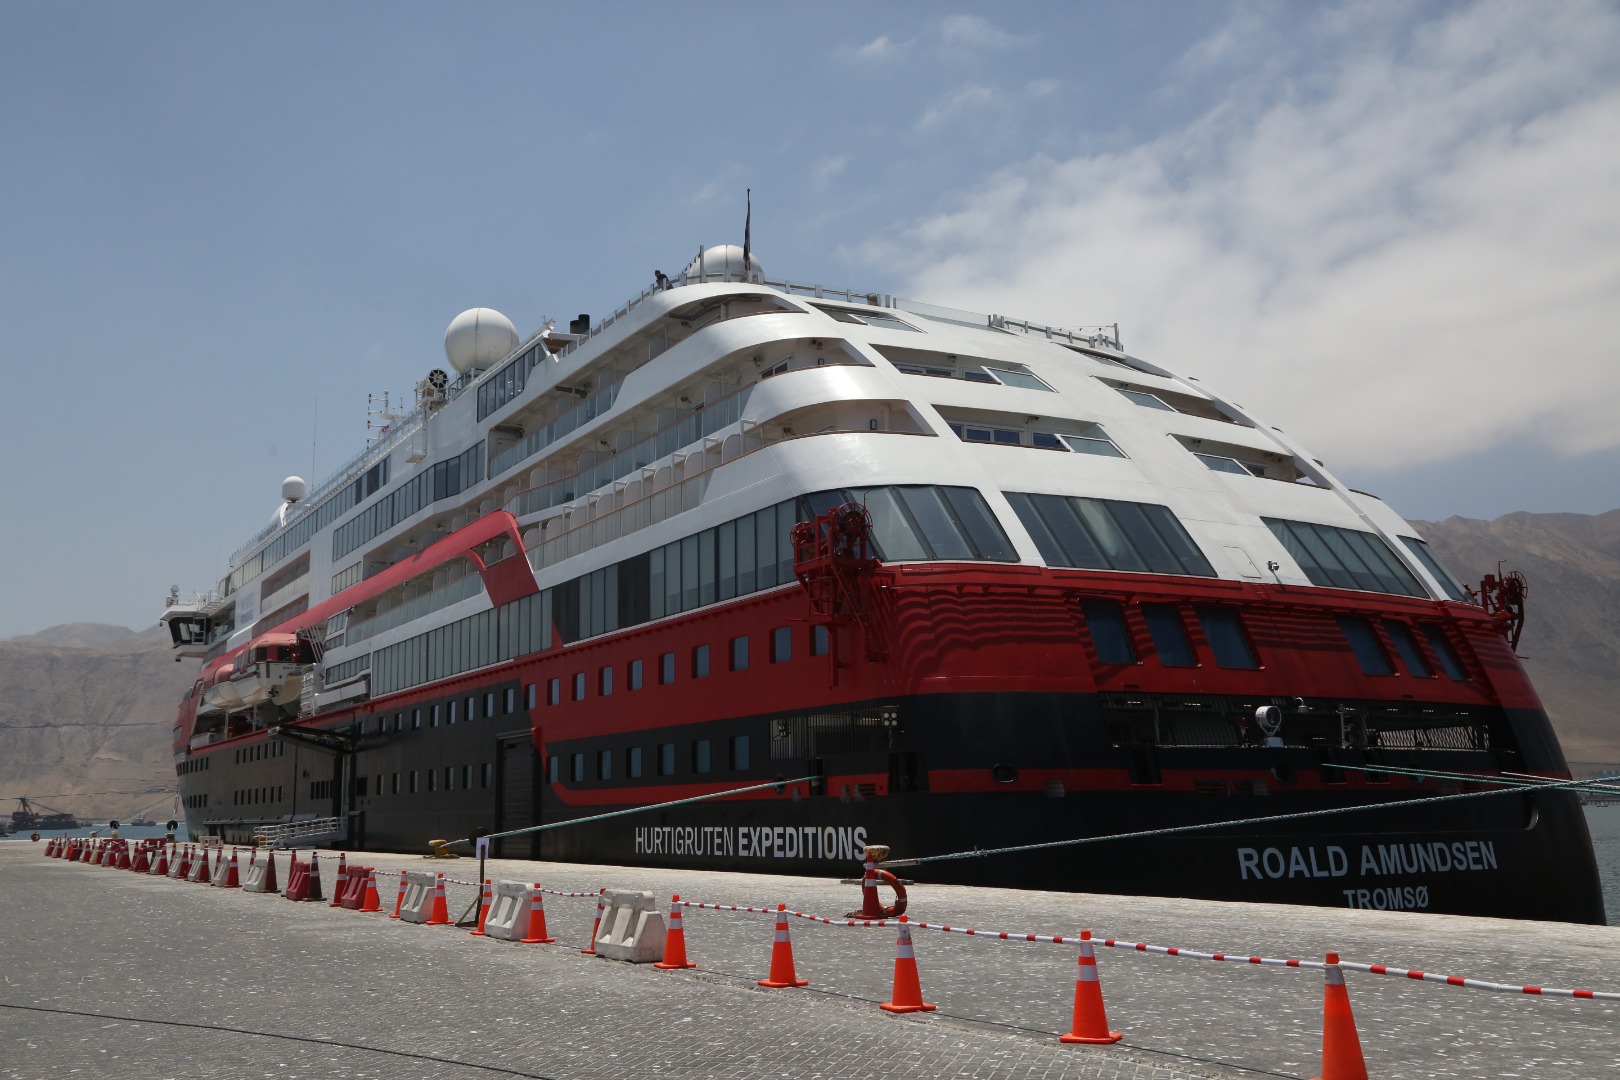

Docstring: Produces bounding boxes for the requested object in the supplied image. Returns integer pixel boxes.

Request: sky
[2,1,1617,638]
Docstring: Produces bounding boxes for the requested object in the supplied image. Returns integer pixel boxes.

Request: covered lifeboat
[227,633,315,709]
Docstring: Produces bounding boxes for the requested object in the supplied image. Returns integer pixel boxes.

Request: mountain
[0,626,191,826]
[1411,510,1620,767]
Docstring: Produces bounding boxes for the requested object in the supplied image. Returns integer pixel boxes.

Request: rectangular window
[431,704,440,727]
[693,643,710,677]
[1193,452,1255,476]
[444,766,455,791]
[466,764,476,789]
[486,691,497,716]
[570,754,585,782]
[1117,387,1177,411]
[982,364,1053,391]
[409,770,419,793]
[448,700,458,724]
[548,678,561,705]
[391,772,399,795]
[1383,620,1432,677]
[627,746,643,779]
[692,739,712,774]
[1060,433,1126,458]
[467,696,477,720]
[1005,492,1215,577]
[1420,625,1469,680]
[730,635,749,670]
[1196,608,1258,669]
[1141,604,1196,667]
[412,708,422,730]
[811,625,830,656]
[629,659,644,690]
[660,652,676,684]
[1338,616,1394,676]
[598,750,613,781]
[729,734,750,771]
[526,683,537,710]
[548,756,559,783]
[658,742,676,776]
[481,763,491,788]
[1081,601,1136,664]
[573,672,586,701]
[771,626,791,663]
[599,666,613,695]
[376,773,384,796]
[1264,518,1427,597]
[427,769,437,792]
[1399,537,1470,602]
[504,688,516,714]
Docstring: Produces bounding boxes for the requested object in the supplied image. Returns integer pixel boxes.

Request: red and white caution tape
[1339,960,1620,1001]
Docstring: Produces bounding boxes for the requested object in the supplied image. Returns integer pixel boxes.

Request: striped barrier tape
[673,899,1618,1001]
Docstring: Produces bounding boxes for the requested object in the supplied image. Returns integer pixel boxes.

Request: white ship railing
[255,816,347,847]
[345,571,485,646]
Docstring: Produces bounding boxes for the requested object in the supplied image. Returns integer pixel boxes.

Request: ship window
[730,735,750,771]
[660,652,676,684]
[573,673,586,701]
[1383,620,1432,677]
[448,700,459,724]
[627,746,643,779]
[1142,605,1196,667]
[481,763,492,788]
[731,636,748,671]
[432,704,441,727]
[1420,625,1469,681]
[692,739,712,774]
[1005,492,1216,577]
[1337,616,1394,676]
[693,644,710,678]
[598,750,612,781]
[444,766,454,790]
[629,659,644,690]
[1196,608,1258,669]
[571,754,585,782]
[547,679,560,706]
[1264,519,1426,597]
[771,627,791,663]
[410,770,419,793]
[375,773,383,796]
[548,756,559,783]
[1032,431,1063,449]
[1399,537,1470,602]
[1193,452,1255,476]
[526,685,536,710]
[1118,388,1177,411]
[600,666,613,695]
[391,773,399,794]
[718,519,737,600]
[412,709,422,730]
[503,688,515,714]
[811,303,920,332]
[812,625,830,656]
[470,764,479,788]
[470,695,481,720]
[427,769,436,792]
[983,364,1053,391]
[658,742,676,776]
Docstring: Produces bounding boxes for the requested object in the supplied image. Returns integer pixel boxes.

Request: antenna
[367,391,404,444]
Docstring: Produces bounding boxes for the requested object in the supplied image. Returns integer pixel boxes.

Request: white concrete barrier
[481,880,533,941]
[397,870,439,924]
[593,889,665,963]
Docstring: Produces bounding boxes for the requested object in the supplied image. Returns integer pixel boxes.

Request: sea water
[8,813,1618,924]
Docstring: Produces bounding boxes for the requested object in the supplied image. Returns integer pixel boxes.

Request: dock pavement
[1,840,1616,1079]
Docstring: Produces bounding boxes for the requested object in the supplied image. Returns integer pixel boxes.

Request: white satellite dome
[682,244,763,283]
[443,308,519,374]
[281,476,308,503]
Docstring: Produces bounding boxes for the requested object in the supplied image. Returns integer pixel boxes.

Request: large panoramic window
[1399,537,1470,602]
[1005,492,1215,577]
[1264,519,1426,597]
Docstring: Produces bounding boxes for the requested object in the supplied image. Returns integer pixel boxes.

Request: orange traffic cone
[389,871,408,919]
[581,888,606,954]
[520,884,555,944]
[425,873,451,925]
[359,869,382,912]
[879,916,936,1013]
[1311,952,1368,1080]
[757,903,808,988]
[306,853,324,902]
[330,852,347,907]
[470,878,493,935]
[261,851,279,894]
[653,894,697,969]
[221,850,242,888]
[1059,931,1122,1044]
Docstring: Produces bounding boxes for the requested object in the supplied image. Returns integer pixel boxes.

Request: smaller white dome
[682,244,763,283]
[282,476,308,502]
[443,308,519,374]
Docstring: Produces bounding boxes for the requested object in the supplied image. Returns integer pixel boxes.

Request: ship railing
[345,571,486,647]
[256,816,347,848]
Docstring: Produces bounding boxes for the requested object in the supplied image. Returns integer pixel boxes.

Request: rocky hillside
[0,623,191,826]
[1412,510,1620,767]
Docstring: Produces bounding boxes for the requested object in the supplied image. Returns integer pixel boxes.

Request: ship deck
[4,841,1615,1078]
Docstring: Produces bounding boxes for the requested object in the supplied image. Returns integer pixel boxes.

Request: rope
[442,774,820,847]
[877,775,1594,869]
[1319,760,1620,796]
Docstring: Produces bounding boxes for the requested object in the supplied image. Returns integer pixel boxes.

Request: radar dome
[443,308,520,374]
[282,476,308,502]
[682,244,763,283]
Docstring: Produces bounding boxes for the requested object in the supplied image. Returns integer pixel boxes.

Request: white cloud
[869,1,1620,472]
[812,155,849,189]
[916,83,998,130]
[853,34,903,61]
[940,14,1025,50]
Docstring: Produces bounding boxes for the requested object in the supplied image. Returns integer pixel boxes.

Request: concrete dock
[2,841,1615,1079]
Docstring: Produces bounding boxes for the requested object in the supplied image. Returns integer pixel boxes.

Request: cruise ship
[160,244,1606,923]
